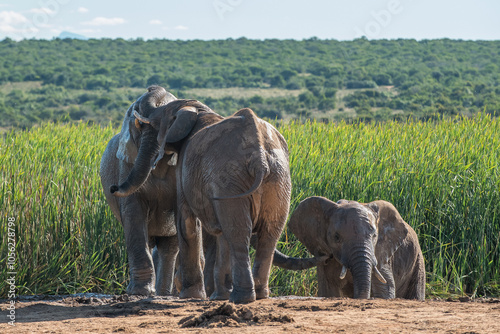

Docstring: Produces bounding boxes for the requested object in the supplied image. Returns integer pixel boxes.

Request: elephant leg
[400,253,426,300]
[154,235,179,296]
[177,202,206,299]
[213,199,255,303]
[253,231,279,299]
[317,262,345,297]
[210,234,232,300]
[121,197,155,295]
[371,263,395,299]
[203,232,217,297]
[152,245,159,272]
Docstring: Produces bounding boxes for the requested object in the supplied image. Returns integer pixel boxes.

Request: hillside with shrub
[0,37,499,128]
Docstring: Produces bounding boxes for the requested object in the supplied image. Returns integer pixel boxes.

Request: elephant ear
[289,196,338,256]
[116,104,138,164]
[158,106,198,145]
[369,201,409,265]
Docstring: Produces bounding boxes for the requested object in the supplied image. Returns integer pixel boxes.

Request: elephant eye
[333,233,342,243]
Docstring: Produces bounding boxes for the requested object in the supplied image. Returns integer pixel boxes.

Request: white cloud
[174,25,188,30]
[29,8,56,15]
[77,7,89,14]
[149,19,162,25]
[0,10,28,25]
[0,10,32,35]
[82,17,126,26]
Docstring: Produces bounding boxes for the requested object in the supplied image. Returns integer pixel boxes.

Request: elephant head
[111,85,176,197]
[289,197,408,299]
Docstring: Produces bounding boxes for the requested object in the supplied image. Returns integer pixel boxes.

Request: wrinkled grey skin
[100,86,178,296]
[112,94,293,303]
[288,197,425,300]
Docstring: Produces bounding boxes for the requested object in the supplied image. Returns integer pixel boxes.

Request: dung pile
[179,302,294,328]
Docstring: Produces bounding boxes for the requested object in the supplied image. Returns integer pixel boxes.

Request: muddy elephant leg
[401,253,426,300]
[203,232,217,297]
[154,236,179,296]
[253,231,279,299]
[213,199,255,303]
[371,263,395,299]
[177,202,206,299]
[121,197,155,295]
[210,234,232,300]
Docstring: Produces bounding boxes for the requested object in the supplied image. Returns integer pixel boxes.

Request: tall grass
[1,115,499,298]
[272,114,500,297]
[1,123,127,296]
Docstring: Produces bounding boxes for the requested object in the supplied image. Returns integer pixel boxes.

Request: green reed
[272,114,500,297]
[1,114,499,298]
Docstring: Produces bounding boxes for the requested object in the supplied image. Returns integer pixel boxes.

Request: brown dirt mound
[179,302,293,328]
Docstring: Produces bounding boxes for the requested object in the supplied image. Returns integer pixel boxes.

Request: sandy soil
[2,294,500,333]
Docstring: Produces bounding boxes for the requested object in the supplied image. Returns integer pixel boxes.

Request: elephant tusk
[167,152,178,166]
[133,110,151,124]
[339,265,347,280]
[373,266,387,284]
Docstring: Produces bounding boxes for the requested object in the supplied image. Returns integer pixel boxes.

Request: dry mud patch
[1,294,500,333]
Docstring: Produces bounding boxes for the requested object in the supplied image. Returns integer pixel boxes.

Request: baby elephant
[289,197,425,300]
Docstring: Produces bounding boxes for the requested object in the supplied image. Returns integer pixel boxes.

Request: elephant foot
[155,287,174,296]
[255,286,269,300]
[126,281,155,296]
[180,285,207,300]
[209,289,231,301]
[229,288,256,304]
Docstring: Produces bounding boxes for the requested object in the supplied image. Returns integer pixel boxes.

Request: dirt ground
[2,294,500,333]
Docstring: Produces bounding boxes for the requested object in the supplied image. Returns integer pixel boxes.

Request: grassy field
[1,115,499,298]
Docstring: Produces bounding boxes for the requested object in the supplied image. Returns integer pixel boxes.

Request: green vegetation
[2,116,499,298]
[0,38,499,128]
[0,123,126,295]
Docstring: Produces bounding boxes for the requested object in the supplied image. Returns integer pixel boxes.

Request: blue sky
[1,0,499,41]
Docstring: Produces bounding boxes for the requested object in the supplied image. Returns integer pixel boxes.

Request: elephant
[104,86,325,298]
[100,86,179,296]
[111,92,293,303]
[288,197,425,300]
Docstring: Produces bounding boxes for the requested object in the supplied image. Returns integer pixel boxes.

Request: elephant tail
[273,250,331,270]
[212,148,269,201]
[212,164,267,200]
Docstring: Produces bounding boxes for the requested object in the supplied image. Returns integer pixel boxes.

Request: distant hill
[57,31,88,40]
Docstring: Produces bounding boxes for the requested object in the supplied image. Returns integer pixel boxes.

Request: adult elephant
[111,94,293,303]
[288,197,425,300]
[104,86,324,298]
[100,86,179,296]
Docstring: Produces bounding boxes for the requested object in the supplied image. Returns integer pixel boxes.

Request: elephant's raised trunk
[110,87,168,197]
[110,130,159,197]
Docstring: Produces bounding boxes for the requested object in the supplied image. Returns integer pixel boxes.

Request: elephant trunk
[110,129,159,197]
[249,235,330,271]
[272,250,331,270]
[348,248,375,299]
[110,88,166,197]
[351,261,372,299]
